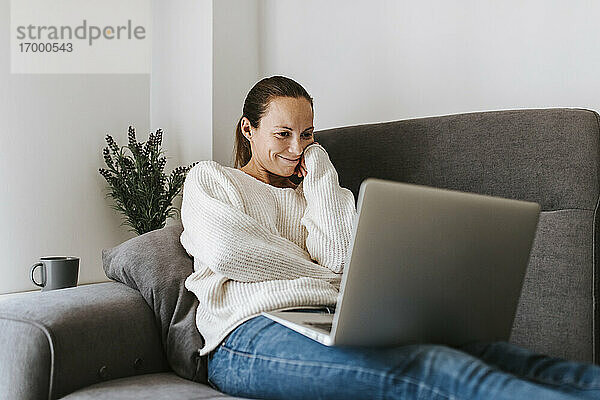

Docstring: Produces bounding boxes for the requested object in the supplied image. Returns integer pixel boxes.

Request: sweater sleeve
[179,160,341,284]
[300,143,357,274]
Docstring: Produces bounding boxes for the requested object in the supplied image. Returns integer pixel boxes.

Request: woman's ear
[240,118,253,141]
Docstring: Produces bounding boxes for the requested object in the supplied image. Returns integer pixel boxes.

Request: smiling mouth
[278,156,300,162]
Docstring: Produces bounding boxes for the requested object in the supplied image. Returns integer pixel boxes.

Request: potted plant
[99,126,198,235]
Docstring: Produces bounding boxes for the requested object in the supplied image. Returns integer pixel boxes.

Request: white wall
[150,0,212,221]
[213,0,261,167]
[254,0,600,133]
[0,0,150,294]
[151,0,258,169]
[151,0,213,172]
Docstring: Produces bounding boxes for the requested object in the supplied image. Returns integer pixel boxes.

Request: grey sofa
[1,108,598,399]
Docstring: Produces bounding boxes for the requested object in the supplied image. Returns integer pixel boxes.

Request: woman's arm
[180,160,341,284]
[300,143,357,274]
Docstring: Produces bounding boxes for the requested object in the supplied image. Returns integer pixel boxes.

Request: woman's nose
[289,138,303,154]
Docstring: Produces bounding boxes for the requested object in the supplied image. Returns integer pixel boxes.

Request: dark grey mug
[30,256,79,291]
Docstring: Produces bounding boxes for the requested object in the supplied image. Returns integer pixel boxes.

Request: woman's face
[241,96,315,179]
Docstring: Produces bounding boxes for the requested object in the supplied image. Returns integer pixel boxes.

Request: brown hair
[233,76,314,168]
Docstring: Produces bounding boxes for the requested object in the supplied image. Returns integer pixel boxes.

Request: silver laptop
[261,178,541,348]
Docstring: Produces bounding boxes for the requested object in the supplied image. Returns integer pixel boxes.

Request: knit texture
[180,143,357,356]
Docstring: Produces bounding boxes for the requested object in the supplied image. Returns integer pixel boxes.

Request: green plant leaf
[99,126,195,235]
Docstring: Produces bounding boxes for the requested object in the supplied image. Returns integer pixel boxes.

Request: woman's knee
[395,344,482,377]
[413,344,467,361]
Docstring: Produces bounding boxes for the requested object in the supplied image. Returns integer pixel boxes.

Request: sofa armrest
[0,281,170,400]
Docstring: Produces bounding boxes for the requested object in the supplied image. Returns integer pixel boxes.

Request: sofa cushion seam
[0,314,55,400]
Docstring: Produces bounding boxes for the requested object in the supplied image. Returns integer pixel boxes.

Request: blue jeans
[207,311,600,400]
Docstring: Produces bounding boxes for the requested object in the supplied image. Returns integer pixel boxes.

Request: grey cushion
[102,223,209,384]
[318,108,599,212]
[61,372,249,400]
[510,209,594,361]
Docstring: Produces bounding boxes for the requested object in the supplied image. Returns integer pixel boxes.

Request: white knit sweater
[180,143,357,356]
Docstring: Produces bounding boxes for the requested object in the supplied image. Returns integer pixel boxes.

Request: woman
[180,76,599,399]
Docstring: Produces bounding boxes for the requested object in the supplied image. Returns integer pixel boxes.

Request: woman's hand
[295,141,319,178]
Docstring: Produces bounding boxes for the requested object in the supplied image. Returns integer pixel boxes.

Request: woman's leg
[458,341,600,399]
[207,316,582,400]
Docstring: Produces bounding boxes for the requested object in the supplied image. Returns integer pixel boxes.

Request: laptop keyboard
[305,321,333,332]
[282,306,336,314]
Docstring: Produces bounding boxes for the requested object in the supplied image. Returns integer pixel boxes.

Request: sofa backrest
[315,108,600,364]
